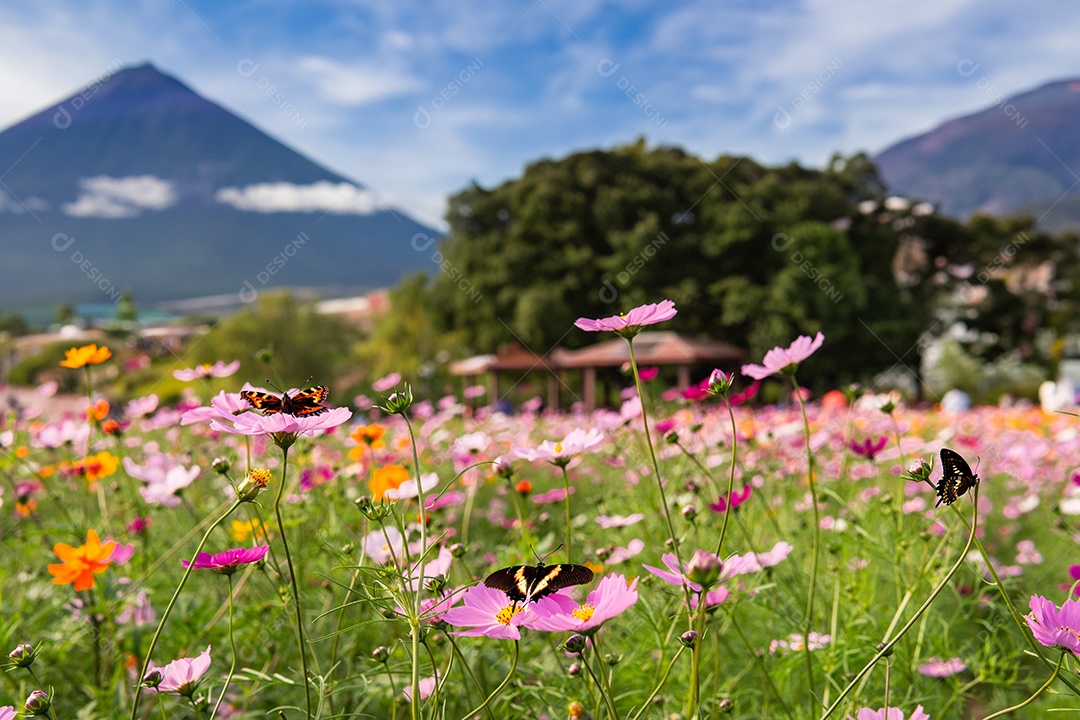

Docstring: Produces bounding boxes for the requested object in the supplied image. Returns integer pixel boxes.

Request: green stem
[578,649,617,719]
[274,446,313,719]
[210,575,239,720]
[980,651,1064,720]
[443,631,496,720]
[819,492,980,719]
[627,646,685,720]
[129,498,243,720]
[459,641,518,719]
[792,372,820,714]
[559,463,573,560]
[714,396,739,558]
[402,412,430,720]
[626,338,692,624]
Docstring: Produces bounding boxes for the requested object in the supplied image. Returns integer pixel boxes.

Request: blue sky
[3,1,1079,230]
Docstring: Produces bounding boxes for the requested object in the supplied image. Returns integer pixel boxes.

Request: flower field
[4,307,1080,720]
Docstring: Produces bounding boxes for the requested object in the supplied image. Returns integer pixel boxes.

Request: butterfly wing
[937,448,978,506]
[241,390,284,415]
[483,563,594,602]
[284,386,330,416]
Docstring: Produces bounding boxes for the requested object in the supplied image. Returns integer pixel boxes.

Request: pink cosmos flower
[172,360,241,381]
[403,672,440,702]
[644,542,793,594]
[595,513,645,528]
[741,332,825,380]
[524,574,638,633]
[210,406,352,438]
[373,372,402,392]
[384,472,440,501]
[850,436,888,460]
[510,428,605,464]
[532,487,573,504]
[441,584,532,639]
[147,645,212,695]
[917,657,966,677]
[181,546,270,574]
[0,706,14,720]
[708,485,753,514]
[180,389,252,426]
[123,455,201,507]
[846,706,930,720]
[125,394,159,418]
[1027,595,1080,654]
[574,300,677,336]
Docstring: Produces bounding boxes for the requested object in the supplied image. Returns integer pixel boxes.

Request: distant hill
[876,78,1080,231]
[0,63,440,314]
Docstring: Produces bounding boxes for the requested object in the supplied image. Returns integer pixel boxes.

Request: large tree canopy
[367,141,1079,394]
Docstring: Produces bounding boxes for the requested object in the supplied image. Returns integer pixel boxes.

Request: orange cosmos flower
[369,464,409,502]
[66,451,119,485]
[86,399,110,421]
[60,344,112,369]
[348,424,387,460]
[48,529,116,591]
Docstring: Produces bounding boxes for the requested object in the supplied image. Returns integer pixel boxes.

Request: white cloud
[63,175,177,218]
[297,56,424,106]
[215,181,382,214]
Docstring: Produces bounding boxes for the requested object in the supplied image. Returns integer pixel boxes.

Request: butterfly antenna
[264,378,284,393]
[536,544,564,564]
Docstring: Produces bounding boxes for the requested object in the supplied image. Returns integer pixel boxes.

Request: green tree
[423,142,924,390]
[193,292,360,389]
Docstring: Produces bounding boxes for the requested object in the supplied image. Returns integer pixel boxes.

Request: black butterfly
[241,386,330,417]
[483,562,594,603]
[935,447,980,507]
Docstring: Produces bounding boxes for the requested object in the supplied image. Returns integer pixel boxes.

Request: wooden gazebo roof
[554,331,745,368]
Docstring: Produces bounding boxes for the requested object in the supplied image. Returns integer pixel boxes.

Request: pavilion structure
[449,331,746,411]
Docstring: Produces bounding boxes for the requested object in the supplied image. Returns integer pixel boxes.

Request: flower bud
[8,642,35,668]
[492,456,514,480]
[718,698,734,714]
[604,652,620,666]
[24,689,51,716]
[681,504,696,521]
[879,399,896,414]
[449,542,465,558]
[211,457,231,474]
[425,574,448,593]
[679,630,698,648]
[237,468,271,502]
[565,634,587,654]
[664,431,680,444]
[686,550,721,587]
[594,546,612,561]
[371,646,390,663]
[255,345,274,363]
[355,496,392,521]
[567,661,581,677]
[377,383,414,415]
[141,669,163,689]
[708,369,733,396]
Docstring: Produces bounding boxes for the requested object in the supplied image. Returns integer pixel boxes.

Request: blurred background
[2,1,1080,408]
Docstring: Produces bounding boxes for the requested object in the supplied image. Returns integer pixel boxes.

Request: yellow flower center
[572,604,595,622]
[496,604,523,625]
[554,443,564,454]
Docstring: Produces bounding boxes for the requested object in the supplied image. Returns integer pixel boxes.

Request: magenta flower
[511,428,605,465]
[181,546,269,575]
[441,584,532,639]
[595,513,645,528]
[1027,595,1080,654]
[146,645,212,696]
[373,372,402,392]
[917,657,966,677]
[741,332,825,380]
[846,707,929,720]
[173,360,240,381]
[574,299,677,337]
[0,706,14,720]
[644,543,793,594]
[850,436,888,460]
[708,485,753,514]
[525,574,638,633]
[180,389,252,426]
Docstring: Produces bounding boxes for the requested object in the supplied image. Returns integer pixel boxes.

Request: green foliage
[416,142,924,390]
[193,292,361,388]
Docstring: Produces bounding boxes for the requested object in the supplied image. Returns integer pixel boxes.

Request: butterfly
[935,447,980,507]
[240,385,330,417]
[483,562,594,603]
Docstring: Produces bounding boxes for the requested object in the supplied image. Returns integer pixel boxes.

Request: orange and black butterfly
[935,447,980,507]
[241,385,330,417]
[484,561,594,603]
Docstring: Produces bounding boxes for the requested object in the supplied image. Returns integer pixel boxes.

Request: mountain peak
[876,76,1080,219]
